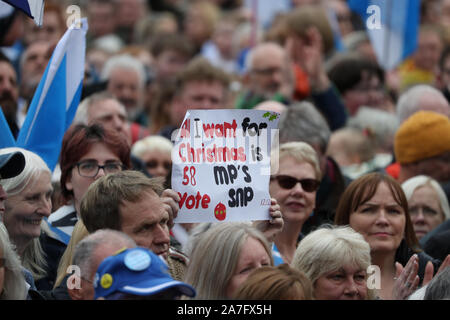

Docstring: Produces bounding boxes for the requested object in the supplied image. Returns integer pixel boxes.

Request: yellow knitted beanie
[394,111,450,164]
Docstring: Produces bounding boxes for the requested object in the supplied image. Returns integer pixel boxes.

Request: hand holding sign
[253,198,284,242]
[161,188,180,229]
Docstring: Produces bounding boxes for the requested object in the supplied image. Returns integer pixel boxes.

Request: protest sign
[171,109,279,223]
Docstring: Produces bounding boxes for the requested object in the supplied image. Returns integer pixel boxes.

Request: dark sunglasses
[145,160,171,170]
[270,175,320,192]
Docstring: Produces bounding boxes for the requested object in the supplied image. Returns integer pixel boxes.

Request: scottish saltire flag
[0,108,15,148]
[348,0,420,70]
[16,18,88,171]
[1,0,44,26]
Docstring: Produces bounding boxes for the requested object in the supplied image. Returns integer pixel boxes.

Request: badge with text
[171,109,279,223]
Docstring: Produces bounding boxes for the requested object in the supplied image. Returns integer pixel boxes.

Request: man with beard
[0,53,20,138]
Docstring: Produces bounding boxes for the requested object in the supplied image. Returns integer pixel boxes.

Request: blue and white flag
[16,18,88,171]
[1,0,44,26]
[348,0,420,70]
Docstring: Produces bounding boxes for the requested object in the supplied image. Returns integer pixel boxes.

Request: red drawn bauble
[214,202,226,221]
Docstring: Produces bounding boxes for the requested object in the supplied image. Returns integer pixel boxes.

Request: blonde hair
[271,141,322,180]
[131,135,173,159]
[0,223,27,300]
[184,222,273,299]
[53,220,89,288]
[292,225,375,300]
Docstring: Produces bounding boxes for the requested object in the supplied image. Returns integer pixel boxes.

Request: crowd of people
[1,0,450,301]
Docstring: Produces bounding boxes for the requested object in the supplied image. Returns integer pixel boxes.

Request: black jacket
[395,240,441,285]
[302,157,351,235]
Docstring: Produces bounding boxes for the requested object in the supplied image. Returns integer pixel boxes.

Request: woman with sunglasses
[269,142,322,265]
[40,124,131,290]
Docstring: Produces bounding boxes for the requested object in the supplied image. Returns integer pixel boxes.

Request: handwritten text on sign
[171,110,279,223]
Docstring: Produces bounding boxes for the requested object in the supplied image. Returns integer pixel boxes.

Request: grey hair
[347,107,398,152]
[278,101,331,153]
[0,223,28,300]
[73,91,124,125]
[101,54,146,88]
[0,147,50,196]
[72,229,136,280]
[184,222,273,299]
[54,220,89,288]
[0,147,51,280]
[292,225,375,300]
[408,285,427,300]
[424,266,450,300]
[396,84,449,124]
[401,175,450,221]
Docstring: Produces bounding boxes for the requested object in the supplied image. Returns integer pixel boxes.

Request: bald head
[247,43,285,70]
[73,229,136,279]
[245,42,288,96]
[254,100,287,114]
[69,229,136,300]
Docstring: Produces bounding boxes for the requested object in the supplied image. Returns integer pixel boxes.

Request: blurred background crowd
[1,0,450,301]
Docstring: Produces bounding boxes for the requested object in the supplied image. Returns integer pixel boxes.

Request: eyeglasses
[76,161,124,178]
[0,257,5,268]
[270,175,320,192]
[145,160,171,171]
[251,67,283,76]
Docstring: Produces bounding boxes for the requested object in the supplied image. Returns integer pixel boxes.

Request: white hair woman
[0,147,53,287]
[131,135,173,178]
[184,222,274,299]
[291,225,375,300]
[0,222,28,300]
[401,175,450,241]
[269,141,322,265]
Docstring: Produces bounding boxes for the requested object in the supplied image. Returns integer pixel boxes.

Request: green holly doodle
[262,112,279,121]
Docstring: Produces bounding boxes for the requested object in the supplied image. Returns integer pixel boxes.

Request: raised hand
[286,26,330,92]
[422,254,450,286]
[392,254,420,300]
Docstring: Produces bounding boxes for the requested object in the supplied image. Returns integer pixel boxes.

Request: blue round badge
[124,249,151,271]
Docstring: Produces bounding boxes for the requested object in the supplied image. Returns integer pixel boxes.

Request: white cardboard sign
[171,109,279,223]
